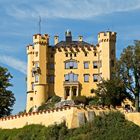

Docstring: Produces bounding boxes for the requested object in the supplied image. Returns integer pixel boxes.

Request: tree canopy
[94,78,133,107]
[118,40,140,111]
[0,66,15,117]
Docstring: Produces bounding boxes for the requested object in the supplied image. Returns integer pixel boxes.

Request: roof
[55,41,92,47]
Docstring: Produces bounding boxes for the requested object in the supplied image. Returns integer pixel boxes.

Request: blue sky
[0,0,140,114]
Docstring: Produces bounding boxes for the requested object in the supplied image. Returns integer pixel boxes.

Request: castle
[26,30,116,112]
[1,30,140,130]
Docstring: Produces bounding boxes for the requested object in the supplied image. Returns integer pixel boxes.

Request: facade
[26,30,116,112]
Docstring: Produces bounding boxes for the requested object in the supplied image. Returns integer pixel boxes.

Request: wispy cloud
[0,55,26,74]
[6,0,140,20]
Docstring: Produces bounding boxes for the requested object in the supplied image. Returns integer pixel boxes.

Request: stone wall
[1,106,139,130]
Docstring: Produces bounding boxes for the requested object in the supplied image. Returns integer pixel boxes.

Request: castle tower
[26,45,34,112]
[26,34,49,112]
[97,31,116,80]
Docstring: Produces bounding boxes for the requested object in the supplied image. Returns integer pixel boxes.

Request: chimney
[65,30,72,42]
[78,36,83,41]
[54,35,59,45]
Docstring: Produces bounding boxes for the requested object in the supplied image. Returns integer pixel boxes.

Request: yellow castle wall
[0,106,111,129]
[26,31,117,112]
[1,106,140,130]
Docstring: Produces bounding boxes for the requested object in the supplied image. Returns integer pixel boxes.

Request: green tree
[0,66,15,117]
[118,41,140,111]
[94,78,133,108]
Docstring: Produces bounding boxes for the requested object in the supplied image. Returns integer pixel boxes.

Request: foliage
[0,66,15,117]
[38,95,61,111]
[118,41,140,111]
[73,96,87,106]
[1,112,140,140]
[86,96,100,106]
[17,110,26,115]
[94,78,133,108]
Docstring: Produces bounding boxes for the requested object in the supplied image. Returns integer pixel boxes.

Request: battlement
[33,34,49,45]
[26,44,34,54]
[0,106,72,122]
[98,31,116,43]
[0,105,139,130]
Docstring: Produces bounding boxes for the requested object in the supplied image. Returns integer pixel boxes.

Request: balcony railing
[63,81,80,86]
[32,67,40,74]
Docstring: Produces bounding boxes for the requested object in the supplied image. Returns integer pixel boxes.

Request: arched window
[65,60,78,69]
[65,72,78,82]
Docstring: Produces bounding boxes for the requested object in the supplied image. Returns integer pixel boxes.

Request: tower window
[84,74,89,82]
[35,75,39,83]
[35,62,39,68]
[93,74,98,82]
[35,52,38,57]
[94,52,97,56]
[84,61,89,69]
[30,97,33,101]
[50,63,54,69]
[70,53,72,57]
[31,82,34,90]
[48,75,54,83]
[74,53,77,57]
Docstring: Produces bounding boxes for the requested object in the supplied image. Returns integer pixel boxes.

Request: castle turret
[26,34,49,112]
[65,30,72,42]
[97,31,116,80]
[26,45,34,112]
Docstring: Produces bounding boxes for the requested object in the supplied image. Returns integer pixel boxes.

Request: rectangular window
[32,71,34,77]
[35,62,39,68]
[94,52,97,56]
[84,74,89,82]
[65,62,69,69]
[74,53,77,57]
[65,73,78,82]
[93,61,98,68]
[85,53,87,57]
[69,73,73,81]
[74,74,78,81]
[93,74,98,82]
[50,63,54,69]
[84,62,89,69]
[69,61,73,69]
[49,75,54,83]
[65,74,69,81]
[65,61,78,69]
[30,97,33,101]
[31,82,34,90]
[35,52,38,57]
[35,75,39,83]
[73,62,77,69]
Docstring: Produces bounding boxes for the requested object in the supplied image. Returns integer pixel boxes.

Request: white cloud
[0,55,27,74]
[6,0,140,20]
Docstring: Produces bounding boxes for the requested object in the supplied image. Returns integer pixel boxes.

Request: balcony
[63,81,80,86]
[32,67,40,74]
[63,81,80,100]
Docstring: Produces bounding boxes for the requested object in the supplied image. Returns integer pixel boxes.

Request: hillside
[0,111,140,140]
